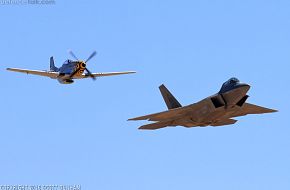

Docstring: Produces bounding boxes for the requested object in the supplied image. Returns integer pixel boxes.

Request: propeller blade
[85,51,97,63]
[69,67,81,78]
[68,50,79,61]
[85,68,96,80]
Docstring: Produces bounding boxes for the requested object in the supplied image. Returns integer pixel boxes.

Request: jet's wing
[128,105,194,121]
[239,103,277,115]
[80,71,136,78]
[7,68,59,78]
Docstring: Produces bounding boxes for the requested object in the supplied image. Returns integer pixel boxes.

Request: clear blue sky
[1,0,290,189]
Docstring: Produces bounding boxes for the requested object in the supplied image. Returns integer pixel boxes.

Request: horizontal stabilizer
[159,84,182,109]
[212,119,237,126]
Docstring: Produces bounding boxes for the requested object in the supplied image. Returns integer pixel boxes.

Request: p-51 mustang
[7,51,136,84]
[129,78,277,130]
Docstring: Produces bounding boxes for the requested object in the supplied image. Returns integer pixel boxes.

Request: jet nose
[237,83,251,93]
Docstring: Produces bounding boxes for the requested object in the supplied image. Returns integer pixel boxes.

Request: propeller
[85,51,97,63]
[68,50,79,61]
[85,68,96,80]
[68,50,97,80]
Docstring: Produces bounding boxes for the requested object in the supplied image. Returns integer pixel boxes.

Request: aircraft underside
[168,105,242,128]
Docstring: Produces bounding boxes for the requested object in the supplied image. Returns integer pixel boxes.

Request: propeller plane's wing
[7,68,136,79]
[7,68,59,78]
[80,71,136,78]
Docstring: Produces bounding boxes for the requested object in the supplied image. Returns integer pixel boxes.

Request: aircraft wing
[129,104,201,130]
[80,71,136,78]
[7,68,59,78]
[238,103,277,115]
[128,105,194,121]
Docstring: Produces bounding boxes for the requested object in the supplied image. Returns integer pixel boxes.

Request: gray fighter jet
[129,78,277,130]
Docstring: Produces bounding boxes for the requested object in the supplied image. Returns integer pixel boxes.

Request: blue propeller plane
[7,51,136,84]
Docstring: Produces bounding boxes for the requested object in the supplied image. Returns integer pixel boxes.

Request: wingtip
[6,68,15,72]
[128,118,139,121]
[263,108,278,113]
[127,116,141,121]
[265,107,278,113]
[138,126,151,130]
[122,71,137,75]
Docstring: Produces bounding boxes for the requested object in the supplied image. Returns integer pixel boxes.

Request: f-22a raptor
[129,78,277,130]
[7,51,136,84]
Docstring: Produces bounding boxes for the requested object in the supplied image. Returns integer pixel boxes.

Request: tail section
[50,56,59,71]
[159,84,182,110]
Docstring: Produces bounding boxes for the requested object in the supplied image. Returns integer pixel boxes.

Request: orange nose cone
[80,61,86,68]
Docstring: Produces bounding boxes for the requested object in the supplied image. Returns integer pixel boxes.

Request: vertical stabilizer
[159,84,182,109]
[50,56,59,71]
